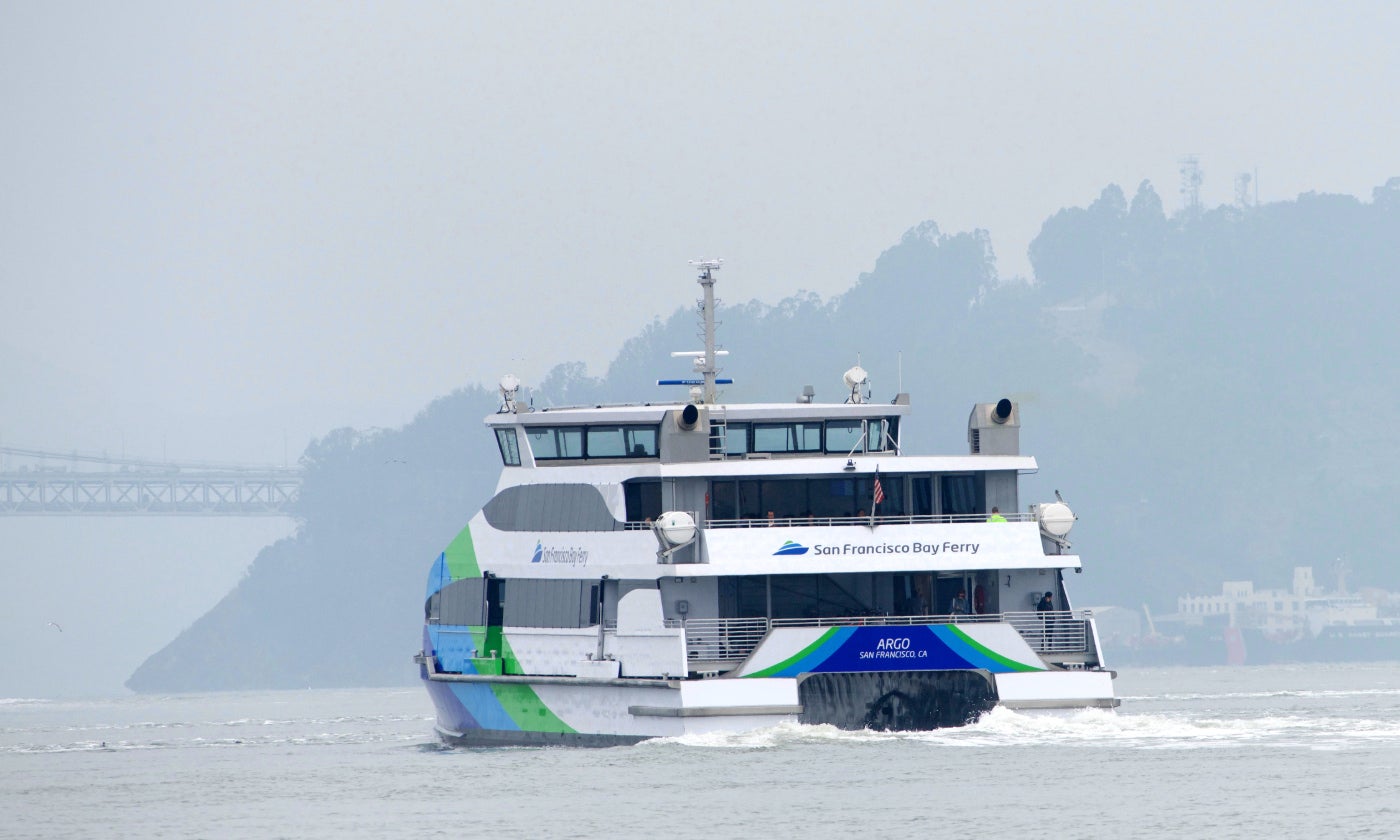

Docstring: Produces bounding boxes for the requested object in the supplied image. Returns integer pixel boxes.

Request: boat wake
[643,704,1400,751]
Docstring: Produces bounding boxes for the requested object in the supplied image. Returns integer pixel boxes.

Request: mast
[692,259,722,404]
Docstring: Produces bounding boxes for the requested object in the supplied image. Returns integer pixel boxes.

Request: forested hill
[127,178,1400,692]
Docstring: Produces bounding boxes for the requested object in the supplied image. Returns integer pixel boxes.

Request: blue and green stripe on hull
[744,624,1043,678]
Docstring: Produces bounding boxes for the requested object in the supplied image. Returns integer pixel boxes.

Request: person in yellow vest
[986,506,1007,523]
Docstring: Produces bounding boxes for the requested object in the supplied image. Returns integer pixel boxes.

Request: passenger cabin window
[495,428,521,466]
[623,479,663,522]
[753,422,822,454]
[911,476,933,516]
[710,475,905,519]
[706,471,989,521]
[586,425,659,458]
[527,426,584,460]
[940,474,979,516]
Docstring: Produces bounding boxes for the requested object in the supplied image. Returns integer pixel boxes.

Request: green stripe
[489,683,577,733]
[444,523,480,579]
[746,627,839,678]
[946,624,1041,672]
[490,637,575,733]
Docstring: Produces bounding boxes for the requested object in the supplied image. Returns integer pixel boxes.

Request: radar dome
[1037,501,1075,538]
[842,365,869,390]
[654,511,697,547]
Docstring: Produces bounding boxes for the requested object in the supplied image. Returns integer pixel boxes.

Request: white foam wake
[644,705,1400,751]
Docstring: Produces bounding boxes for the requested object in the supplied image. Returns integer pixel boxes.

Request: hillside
[127,178,1400,691]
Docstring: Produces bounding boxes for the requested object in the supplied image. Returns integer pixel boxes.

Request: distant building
[1178,566,1379,637]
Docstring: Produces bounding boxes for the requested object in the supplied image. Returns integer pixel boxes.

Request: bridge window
[718,422,750,456]
[869,418,899,452]
[824,420,865,454]
[586,425,659,458]
[495,428,521,466]
[526,427,584,460]
[753,422,822,454]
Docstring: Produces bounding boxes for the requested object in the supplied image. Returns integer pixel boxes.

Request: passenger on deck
[949,590,969,616]
[766,511,776,526]
[986,506,1007,523]
[1038,591,1055,642]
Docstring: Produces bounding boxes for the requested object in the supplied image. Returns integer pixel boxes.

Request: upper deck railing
[705,512,1035,528]
[620,511,1034,531]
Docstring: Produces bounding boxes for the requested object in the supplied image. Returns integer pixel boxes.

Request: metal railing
[672,617,770,664]
[671,610,1092,665]
[705,512,1035,528]
[995,611,1088,653]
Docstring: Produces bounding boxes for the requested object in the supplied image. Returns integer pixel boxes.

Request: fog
[3,2,1397,697]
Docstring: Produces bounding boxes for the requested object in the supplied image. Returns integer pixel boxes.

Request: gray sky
[3,1,1396,464]
[2,2,1397,697]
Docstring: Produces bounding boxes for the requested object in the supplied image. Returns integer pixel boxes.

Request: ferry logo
[530,542,591,566]
[774,540,810,556]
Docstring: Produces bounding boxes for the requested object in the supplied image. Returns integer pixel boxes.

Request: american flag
[872,469,885,507]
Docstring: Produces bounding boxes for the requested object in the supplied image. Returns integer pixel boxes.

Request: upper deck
[486,399,914,467]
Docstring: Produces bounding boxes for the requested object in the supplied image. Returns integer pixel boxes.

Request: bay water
[6,662,1400,839]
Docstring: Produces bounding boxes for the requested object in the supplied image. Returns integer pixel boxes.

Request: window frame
[495,427,522,466]
[525,426,586,461]
[585,424,660,459]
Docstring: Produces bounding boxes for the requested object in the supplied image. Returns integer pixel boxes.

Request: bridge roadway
[0,446,301,516]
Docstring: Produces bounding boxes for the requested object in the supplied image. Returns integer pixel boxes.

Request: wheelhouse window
[527,426,584,460]
[718,422,750,456]
[495,428,521,466]
[586,425,659,458]
[753,422,822,454]
[824,420,865,454]
[868,417,899,452]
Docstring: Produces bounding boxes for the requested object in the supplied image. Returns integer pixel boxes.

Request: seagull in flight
[46,621,63,632]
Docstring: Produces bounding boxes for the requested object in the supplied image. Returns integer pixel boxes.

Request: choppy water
[5,663,1400,839]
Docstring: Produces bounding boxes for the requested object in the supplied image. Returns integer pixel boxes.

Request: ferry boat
[417,261,1117,746]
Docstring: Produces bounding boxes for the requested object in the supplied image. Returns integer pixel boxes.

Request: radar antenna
[691,259,722,405]
[656,261,734,400]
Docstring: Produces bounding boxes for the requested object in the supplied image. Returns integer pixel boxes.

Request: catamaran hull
[421,666,1114,747]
